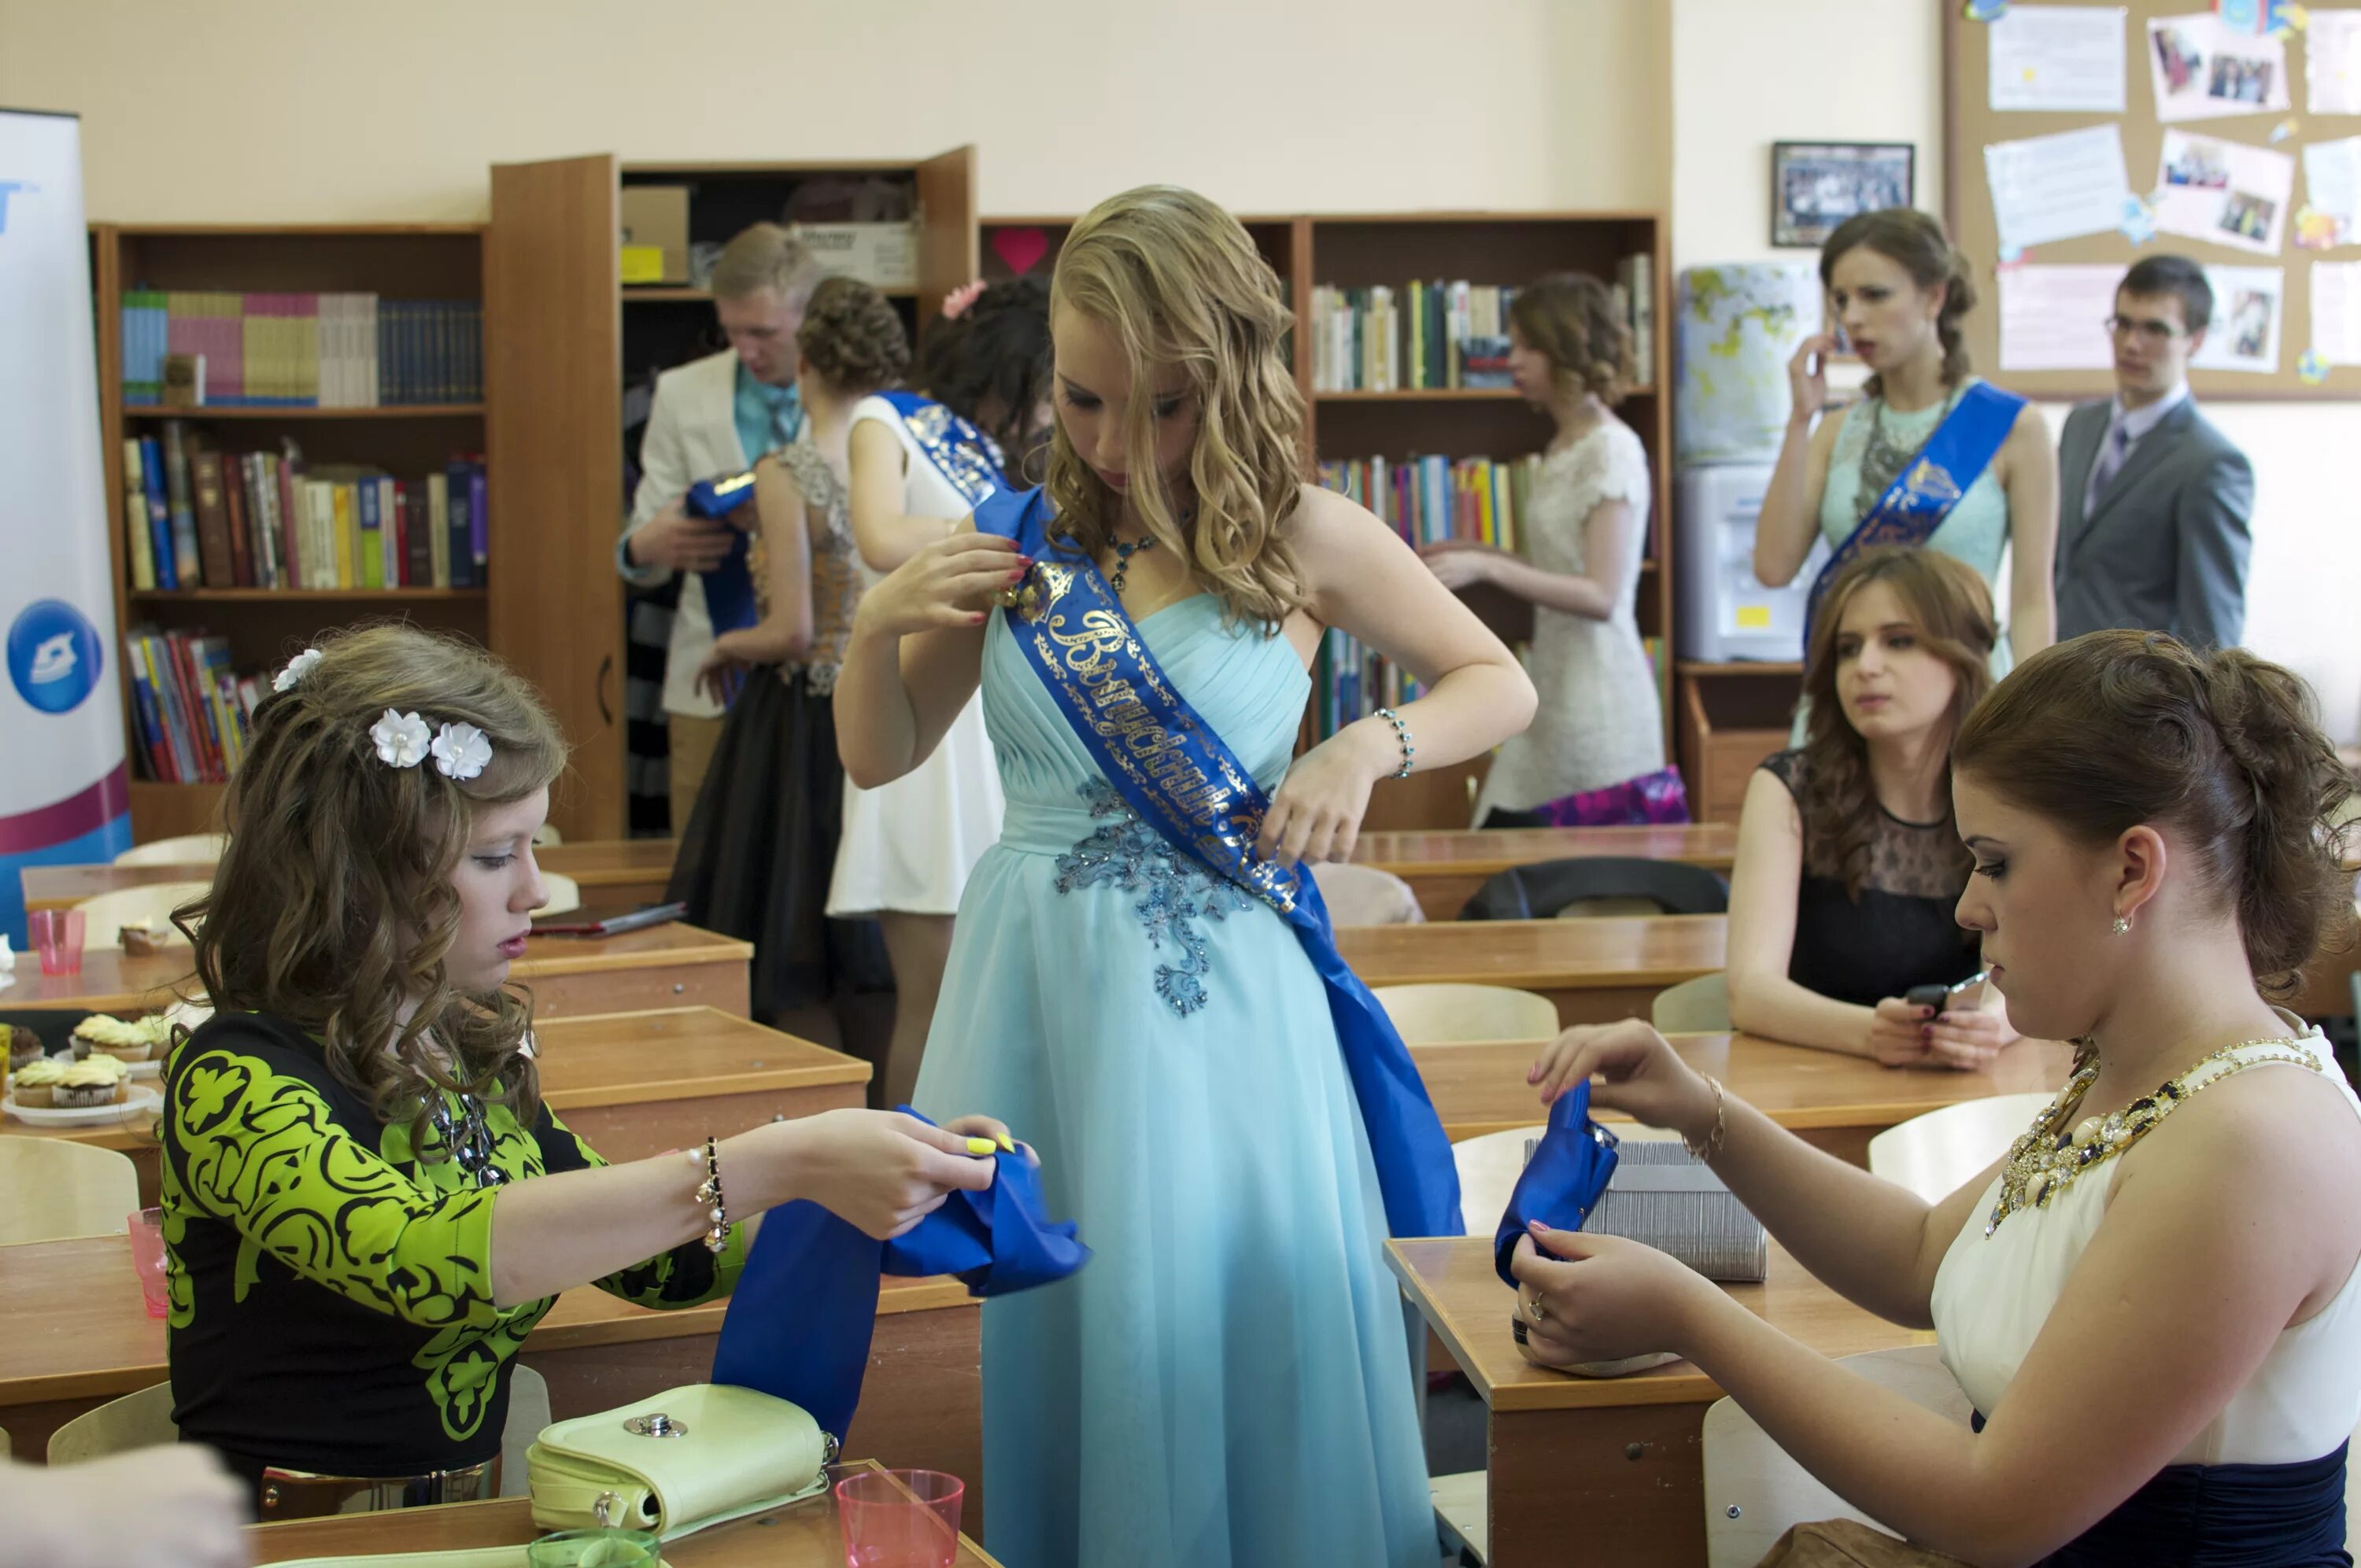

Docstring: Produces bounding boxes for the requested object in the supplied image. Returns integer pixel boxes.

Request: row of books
[1306,256,1655,393]
[1306,629,1669,747]
[124,422,489,591]
[120,291,484,407]
[1317,452,1540,553]
[123,628,260,784]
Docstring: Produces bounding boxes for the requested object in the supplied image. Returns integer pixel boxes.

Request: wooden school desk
[246,1465,1006,1566]
[1414,1031,2077,1167]
[1339,916,1727,1026]
[0,1233,984,1522]
[3,1006,864,1206]
[19,838,678,916]
[1352,823,1738,922]
[1390,1235,1928,1568]
[0,921,751,1020]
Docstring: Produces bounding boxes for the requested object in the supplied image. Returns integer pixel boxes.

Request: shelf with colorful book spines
[93,224,492,831]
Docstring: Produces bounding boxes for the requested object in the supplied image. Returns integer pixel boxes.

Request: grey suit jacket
[2054,397,2255,650]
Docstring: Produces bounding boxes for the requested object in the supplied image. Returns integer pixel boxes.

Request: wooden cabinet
[1676,663,1801,823]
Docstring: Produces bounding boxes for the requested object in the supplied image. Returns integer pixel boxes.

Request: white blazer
[618,349,749,720]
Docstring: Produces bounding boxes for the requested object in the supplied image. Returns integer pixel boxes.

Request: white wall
[0,0,1669,221]
[1669,0,2357,742]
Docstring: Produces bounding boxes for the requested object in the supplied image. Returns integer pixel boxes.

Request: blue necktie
[2085,419,2133,518]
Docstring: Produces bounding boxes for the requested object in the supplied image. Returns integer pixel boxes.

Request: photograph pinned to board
[2315,260,2361,364]
[1997,264,2122,371]
[2155,129,2295,253]
[2190,264,2285,371]
[1985,124,2134,253]
[1770,142,1916,248]
[2310,8,2361,115]
[2297,135,2361,249]
[2146,12,2293,120]
[1988,5,2129,113]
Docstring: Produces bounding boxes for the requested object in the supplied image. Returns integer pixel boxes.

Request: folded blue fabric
[711,1110,1090,1440]
[1492,1080,1620,1286]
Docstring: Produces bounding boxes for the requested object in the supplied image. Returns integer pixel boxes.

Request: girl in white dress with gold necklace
[1516,629,2360,1566]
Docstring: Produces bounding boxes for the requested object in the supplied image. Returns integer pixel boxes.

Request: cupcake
[10,1058,66,1108]
[3,1024,42,1072]
[54,1056,130,1108]
[72,1014,156,1064]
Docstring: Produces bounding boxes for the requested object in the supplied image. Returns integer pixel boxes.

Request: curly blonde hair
[797,275,911,396]
[1508,272,1633,406]
[1045,186,1306,629]
[182,625,568,1156]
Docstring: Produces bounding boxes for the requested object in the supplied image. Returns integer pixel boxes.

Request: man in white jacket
[617,223,824,829]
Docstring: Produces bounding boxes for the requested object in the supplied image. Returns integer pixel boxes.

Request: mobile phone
[1906,970,1990,1013]
[530,901,689,938]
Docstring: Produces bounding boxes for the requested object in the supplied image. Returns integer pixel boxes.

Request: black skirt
[667,671,890,1024]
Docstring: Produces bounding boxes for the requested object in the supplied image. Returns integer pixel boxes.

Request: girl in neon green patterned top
[159,625,1011,1513]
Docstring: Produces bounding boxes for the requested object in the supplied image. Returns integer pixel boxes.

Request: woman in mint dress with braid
[835,186,1537,1568]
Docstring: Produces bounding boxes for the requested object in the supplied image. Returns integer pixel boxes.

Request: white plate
[2,1084,162,1126]
[125,1058,161,1079]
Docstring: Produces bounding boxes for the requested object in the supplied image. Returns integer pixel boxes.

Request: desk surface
[0,922,749,1013]
[248,1467,1003,1566]
[1354,824,1738,876]
[1414,1031,2075,1142]
[4,1007,866,1155]
[0,1231,968,1411]
[1387,1234,1928,1415]
[21,839,677,913]
[1339,915,1727,991]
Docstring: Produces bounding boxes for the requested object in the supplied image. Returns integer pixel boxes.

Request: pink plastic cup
[837,1469,963,1568]
[127,1207,168,1318]
[31,909,85,976]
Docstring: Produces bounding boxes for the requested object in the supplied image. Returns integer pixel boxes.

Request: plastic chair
[0,1141,142,1245]
[1702,1345,1971,1567]
[501,1363,552,1497]
[1653,972,1731,1034]
[113,833,227,868]
[1373,983,1557,1046]
[1865,1094,2056,1205]
[72,881,211,950]
[47,1382,177,1464]
[536,871,582,917]
[1310,862,1424,928]
[531,822,563,847]
[1458,857,1729,921]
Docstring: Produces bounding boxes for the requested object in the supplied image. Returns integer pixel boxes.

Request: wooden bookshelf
[93,223,496,840]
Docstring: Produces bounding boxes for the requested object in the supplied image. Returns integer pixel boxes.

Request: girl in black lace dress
[1724,545,2021,1066]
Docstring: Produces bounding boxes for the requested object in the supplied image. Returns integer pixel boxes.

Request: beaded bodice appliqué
[1053,780,1252,1019]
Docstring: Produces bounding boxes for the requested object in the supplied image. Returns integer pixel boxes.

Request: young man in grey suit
[2055,255,2256,649]
[617,223,823,830]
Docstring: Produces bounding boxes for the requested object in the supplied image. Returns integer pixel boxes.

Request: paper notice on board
[2300,136,2361,249]
[2191,266,2285,371]
[1990,6,2130,112]
[1985,125,2134,253]
[2315,262,2361,365]
[2155,129,2295,254]
[1998,265,2122,371]
[2146,13,2293,120]
[2307,9,2361,116]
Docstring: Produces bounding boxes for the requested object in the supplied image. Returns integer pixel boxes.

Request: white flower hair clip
[371,710,434,769]
[370,710,494,780]
[273,647,323,693]
[429,721,493,782]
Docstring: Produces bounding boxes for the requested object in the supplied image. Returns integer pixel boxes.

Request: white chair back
[1702,1344,1970,1567]
[0,1140,142,1245]
[536,871,582,917]
[1310,862,1424,927]
[1374,983,1557,1046]
[1866,1094,2056,1205]
[501,1363,552,1496]
[113,833,227,867]
[47,1382,177,1464]
[531,822,564,847]
[72,881,211,950]
[1653,972,1731,1034]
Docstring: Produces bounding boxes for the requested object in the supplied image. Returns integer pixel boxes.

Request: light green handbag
[525,1383,833,1540]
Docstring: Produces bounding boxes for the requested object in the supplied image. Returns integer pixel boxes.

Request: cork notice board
[1945,2,2361,399]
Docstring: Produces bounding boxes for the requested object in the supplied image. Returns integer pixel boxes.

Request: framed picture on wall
[1771,142,1916,248]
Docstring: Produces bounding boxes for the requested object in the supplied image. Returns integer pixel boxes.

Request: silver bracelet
[1372,707,1414,780]
[1683,1075,1728,1162]
[694,1137,729,1253]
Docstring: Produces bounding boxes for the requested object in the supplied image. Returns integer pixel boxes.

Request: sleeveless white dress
[825,396,1007,917]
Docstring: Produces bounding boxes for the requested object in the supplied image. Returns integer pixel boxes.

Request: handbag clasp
[623,1412,688,1438]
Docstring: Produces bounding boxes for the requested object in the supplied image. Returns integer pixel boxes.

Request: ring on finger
[1527,1293,1549,1324]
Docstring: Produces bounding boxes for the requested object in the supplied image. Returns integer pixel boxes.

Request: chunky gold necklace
[1984,1035,2323,1237]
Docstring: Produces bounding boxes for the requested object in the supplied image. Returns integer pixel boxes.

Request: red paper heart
[990,227,1051,277]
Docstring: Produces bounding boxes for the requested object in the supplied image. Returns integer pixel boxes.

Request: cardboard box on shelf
[789,221,919,291]
[620,186,691,285]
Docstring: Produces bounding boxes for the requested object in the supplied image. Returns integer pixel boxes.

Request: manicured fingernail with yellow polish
[966,1137,998,1156]
[996,1134,1016,1153]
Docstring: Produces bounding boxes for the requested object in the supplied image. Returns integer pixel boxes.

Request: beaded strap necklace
[1985,1034,2322,1237]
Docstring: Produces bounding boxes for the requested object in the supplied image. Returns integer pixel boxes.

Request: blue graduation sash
[1804,380,2024,643]
[977,486,1464,1241]
[875,390,1007,507]
[710,1109,1088,1441]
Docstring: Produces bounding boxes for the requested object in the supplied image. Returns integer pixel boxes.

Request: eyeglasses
[2104,315,2183,344]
